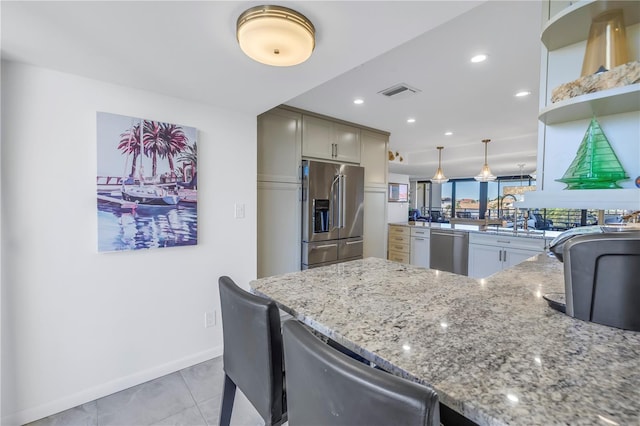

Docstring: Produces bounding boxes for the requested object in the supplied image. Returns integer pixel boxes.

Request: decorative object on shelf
[551,61,640,103]
[581,9,629,77]
[474,139,496,182]
[388,150,404,162]
[556,117,629,189]
[431,146,449,184]
[236,5,315,67]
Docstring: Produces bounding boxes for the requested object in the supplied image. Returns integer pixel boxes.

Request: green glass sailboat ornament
[556,117,629,189]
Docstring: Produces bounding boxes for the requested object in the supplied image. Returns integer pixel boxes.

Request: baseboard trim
[2,345,223,426]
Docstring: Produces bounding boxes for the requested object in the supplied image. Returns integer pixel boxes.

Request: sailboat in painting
[556,117,629,189]
[121,185,179,205]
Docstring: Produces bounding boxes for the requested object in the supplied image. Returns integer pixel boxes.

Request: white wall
[1,62,257,425]
[387,173,410,223]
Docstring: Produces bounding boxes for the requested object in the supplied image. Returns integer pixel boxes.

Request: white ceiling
[1,0,542,180]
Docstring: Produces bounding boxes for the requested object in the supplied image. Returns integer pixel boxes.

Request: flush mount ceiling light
[444,131,453,136]
[515,91,532,97]
[470,54,487,63]
[353,98,364,105]
[407,118,416,123]
[474,139,497,182]
[431,146,449,184]
[236,5,315,67]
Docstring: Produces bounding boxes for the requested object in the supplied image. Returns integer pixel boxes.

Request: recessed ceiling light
[471,54,487,63]
[444,131,453,136]
[515,91,531,97]
[407,118,416,123]
[353,98,364,104]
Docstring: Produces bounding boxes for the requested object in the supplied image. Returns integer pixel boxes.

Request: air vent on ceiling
[378,83,421,99]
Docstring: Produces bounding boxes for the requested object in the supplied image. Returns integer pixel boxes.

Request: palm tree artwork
[118,122,142,179]
[97,111,198,252]
[142,120,167,178]
[117,120,194,182]
[161,123,188,178]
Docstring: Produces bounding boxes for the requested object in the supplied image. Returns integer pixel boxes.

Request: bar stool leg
[219,374,237,426]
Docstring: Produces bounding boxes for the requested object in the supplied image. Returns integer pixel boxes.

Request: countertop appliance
[546,224,640,331]
[430,229,469,275]
[301,160,364,269]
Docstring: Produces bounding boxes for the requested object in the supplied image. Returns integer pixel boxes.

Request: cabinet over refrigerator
[301,159,364,269]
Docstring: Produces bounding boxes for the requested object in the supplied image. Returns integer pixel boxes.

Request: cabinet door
[301,115,334,160]
[257,182,301,278]
[468,244,503,279]
[333,122,361,163]
[410,236,430,268]
[258,108,302,183]
[363,188,387,259]
[360,129,388,188]
[503,247,541,269]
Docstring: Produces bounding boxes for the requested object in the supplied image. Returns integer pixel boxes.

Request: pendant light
[431,146,449,184]
[474,139,496,182]
[236,5,315,67]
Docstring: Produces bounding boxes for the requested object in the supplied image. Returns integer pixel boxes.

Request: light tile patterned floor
[26,356,264,426]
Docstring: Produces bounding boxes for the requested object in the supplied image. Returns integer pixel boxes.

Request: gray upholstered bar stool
[282,320,440,426]
[217,276,286,426]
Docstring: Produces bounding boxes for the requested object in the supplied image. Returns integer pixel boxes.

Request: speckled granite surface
[251,255,640,426]
[394,221,562,241]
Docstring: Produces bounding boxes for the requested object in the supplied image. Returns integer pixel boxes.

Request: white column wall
[387,173,410,223]
[1,62,257,425]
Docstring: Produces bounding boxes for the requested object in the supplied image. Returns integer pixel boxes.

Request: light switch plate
[234,203,245,219]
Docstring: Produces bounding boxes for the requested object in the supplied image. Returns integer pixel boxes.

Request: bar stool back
[218,276,286,426]
[282,320,440,426]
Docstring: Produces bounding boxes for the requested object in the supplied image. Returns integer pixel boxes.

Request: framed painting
[96,112,198,252]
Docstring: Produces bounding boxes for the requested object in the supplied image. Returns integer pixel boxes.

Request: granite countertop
[391,221,562,240]
[251,255,640,426]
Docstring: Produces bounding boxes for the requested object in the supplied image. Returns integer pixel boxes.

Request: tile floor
[26,356,265,426]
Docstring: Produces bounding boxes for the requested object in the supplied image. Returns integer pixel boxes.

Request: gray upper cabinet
[360,129,388,188]
[258,108,302,183]
[302,115,361,163]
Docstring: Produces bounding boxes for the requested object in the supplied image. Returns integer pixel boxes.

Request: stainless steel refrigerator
[301,159,364,269]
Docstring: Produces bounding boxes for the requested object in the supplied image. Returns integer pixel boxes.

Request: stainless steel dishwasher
[430,229,469,275]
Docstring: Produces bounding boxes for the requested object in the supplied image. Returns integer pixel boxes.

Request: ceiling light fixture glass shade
[431,146,449,184]
[474,139,497,182]
[236,5,315,67]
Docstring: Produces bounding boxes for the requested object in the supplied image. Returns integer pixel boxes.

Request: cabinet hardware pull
[345,240,363,245]
[414,238,424,241]
[503,250,507,262]
[497,240,511,244]
[499,250,502,262]
[313,244,337,249]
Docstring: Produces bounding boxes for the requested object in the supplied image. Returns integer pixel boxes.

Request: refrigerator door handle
[330,174,340,231]
[339,174,346,228]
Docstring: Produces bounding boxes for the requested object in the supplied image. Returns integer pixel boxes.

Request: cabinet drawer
[469,233,545,251]
[410,227,430,238]
[389,225,410,237]
[388,250,409,264]
[388,234,410,245]
[387,241,409,254]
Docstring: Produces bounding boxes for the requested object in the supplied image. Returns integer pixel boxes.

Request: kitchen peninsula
[389,221,561,278]
[251,255,640,425]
